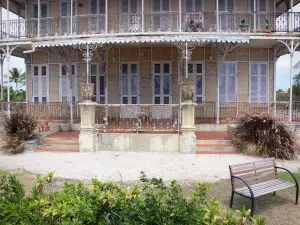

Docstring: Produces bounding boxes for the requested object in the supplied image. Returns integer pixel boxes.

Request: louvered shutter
[250,63,259,101]
[41,77,47,102]
[33,77,39,102]
[71,65,78,102]
[228,75,236,101]
[259,63,268,102]
[61,77,69,102]
[219,75,226,102]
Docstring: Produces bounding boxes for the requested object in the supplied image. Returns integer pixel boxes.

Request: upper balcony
[1,0,300,41]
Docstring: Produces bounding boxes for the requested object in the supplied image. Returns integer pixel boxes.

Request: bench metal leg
[273,191,276,196]
[296,186,299,205]
[230,191,234,208]
[250,198,255,217]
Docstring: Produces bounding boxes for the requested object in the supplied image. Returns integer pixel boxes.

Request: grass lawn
[1,170,300,225]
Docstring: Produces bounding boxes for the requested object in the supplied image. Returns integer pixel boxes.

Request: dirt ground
[1,169,300,225]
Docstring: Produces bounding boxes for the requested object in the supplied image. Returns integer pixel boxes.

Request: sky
[2,6,300,92]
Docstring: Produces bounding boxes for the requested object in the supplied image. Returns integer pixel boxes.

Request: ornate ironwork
[129,15,142,32]
[78,43,99,62]
[95,104,180,132]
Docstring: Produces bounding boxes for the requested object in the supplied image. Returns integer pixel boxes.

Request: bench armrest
[275,166,299,188]
[231,175,254,198]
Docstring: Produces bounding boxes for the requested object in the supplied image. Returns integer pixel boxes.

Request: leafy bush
[230,113,300,160]
[0,111,37,154]
[0,172,265,225]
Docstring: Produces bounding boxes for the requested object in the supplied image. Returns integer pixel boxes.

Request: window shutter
[33,77,39,101]
[61,2,68,16]
[227,75,236,101]
[219,74,226,102]
[227,0,235,11]
[33,4,38,18]
[41,77,47,102]
[219,0,225,11]
[72,76,78,102]
[162,0,169,11]
[61,77,69,102]
[186,0,193,12]
[259,75,268,102]
[41,3,48,18]
[195,0,202,11]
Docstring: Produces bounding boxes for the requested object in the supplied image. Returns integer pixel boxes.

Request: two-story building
[1,0,300,126]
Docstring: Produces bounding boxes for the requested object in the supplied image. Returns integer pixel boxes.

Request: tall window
[153,0,171,31]
[60,64,77,102]
[188,62,204,103]
[219,0,235,30]
[153,62,172,104]
[32,65,49,102]
[89,0,106,32]
[250,63,268,102]
[185,0,202,12]
[60,0,77,33]
[32,3,48,35]
[219,62,237,102]
[121,63,139,104]
[90,64,107,104]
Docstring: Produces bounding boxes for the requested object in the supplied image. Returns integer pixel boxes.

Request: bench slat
[232,164,276,176]
[230,158,275,169]
[235,180,295,197]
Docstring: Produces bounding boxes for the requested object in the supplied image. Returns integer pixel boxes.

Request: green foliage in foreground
[0,172,266,225]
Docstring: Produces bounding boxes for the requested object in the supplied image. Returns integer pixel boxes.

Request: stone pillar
[180,100,197,153]
[79,102,97,152]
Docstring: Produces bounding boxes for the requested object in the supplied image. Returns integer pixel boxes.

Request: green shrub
[230,113,300,160]
[0,111,37,154]
[0,173,266,225]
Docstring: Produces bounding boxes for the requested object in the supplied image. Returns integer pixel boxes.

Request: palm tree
[6,67,26,91]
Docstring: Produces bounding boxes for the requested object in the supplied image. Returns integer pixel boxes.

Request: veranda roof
[32,35,249,48]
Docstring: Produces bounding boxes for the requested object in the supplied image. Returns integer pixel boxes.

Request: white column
[24,58,28,102]
[0,55,4,101]
[142,0,144,32]
[6,47,10,104]
[274,54,278,118]
[291,0,294,32]
[289,50,294,122]
[253,0,256,31]
[179,0,182,32]
[105,0,108,33]
[216,55,220,124]
[216,0,219,32]
[6,0,9,37]
[17,9,21,38]
[86,44,90,83]
[37,0,41,37]
[70,0,73,35]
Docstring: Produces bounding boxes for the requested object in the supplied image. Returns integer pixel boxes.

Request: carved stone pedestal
[79,102,97,152]
[180,101,197,154]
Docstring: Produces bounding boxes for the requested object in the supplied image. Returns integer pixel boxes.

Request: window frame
[249,62,269,102]
[120,62,140,104]
[31,64,49,103]
[59,64,78,102]
[152,61,172,105]
[219,62,237,103]
[187,61,205,103]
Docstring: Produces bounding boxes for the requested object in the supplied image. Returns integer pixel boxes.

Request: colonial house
[1,0,299,152]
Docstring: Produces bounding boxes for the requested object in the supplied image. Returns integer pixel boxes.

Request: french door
[60,64,78,102]
[153,62,172,104]
[250,0,268,30]
[121,63,140,104]
[32,3,48,36]
[90,64,107,104]
[153,0,171,31]
[60,0,77,34]
[249,63,268,102]
[32,65,49,102]
[219,62,237,102]
[90,0,106,33]
[120,0,139,32]
[188,62,205,103]
[219,0,235,31]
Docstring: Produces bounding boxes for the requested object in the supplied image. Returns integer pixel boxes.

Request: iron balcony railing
[0,11,299,39]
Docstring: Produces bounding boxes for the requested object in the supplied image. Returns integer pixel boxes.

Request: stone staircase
[196,131,237,154]
[36,131,80,153]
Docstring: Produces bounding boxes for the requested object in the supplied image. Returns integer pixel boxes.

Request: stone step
[39,143,79,150]
[36,147,79,153]
[196,143,236,153]
[43,137,79,142]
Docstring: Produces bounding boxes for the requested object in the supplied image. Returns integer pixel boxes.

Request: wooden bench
[229,158,299,216]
